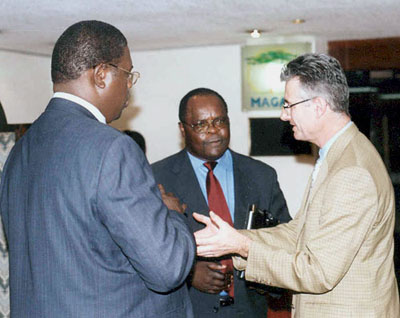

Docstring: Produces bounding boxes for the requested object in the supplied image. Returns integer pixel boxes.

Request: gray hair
[280,53,349,115]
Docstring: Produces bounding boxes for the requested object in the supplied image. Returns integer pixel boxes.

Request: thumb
[158,184,166,194]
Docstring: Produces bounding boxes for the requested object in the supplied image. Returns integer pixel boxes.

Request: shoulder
[83,121,130,150]
[151,150,185,171]
[231,150,277,176]
[74,122,144,166]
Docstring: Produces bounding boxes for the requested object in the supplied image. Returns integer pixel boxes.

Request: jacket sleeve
[233,216,299,270]
[95,135,195,292]
[241,166,378,293]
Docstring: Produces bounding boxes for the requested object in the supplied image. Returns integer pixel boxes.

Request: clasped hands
[190,261,232,294]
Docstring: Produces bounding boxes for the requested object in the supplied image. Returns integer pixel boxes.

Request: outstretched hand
[193,211,251,258]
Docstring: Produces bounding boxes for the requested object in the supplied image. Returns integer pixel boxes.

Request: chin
[204,150,227,161]
[293,133,306,142]
[112,110,124,122]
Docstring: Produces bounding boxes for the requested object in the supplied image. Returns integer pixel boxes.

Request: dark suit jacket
[0,98,196,318]
[152,149,291,318]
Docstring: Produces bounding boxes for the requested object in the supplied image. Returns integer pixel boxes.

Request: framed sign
[242,42,312,111]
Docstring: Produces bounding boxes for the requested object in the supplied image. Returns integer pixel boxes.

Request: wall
[0,43,322,217]
[111,44,317,217]
[329,37,400,70]
[0,50,52,124]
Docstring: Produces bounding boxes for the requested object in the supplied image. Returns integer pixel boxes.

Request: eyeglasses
[108,63,140,85]
[282,98,312,110]
[182,117,230,133]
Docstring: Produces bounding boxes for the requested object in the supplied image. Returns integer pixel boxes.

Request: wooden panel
[329,38,400,70]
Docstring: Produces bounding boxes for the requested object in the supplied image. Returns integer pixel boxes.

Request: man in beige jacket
[194,53,400,317]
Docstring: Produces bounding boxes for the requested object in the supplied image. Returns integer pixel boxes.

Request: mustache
[203,138,224,145]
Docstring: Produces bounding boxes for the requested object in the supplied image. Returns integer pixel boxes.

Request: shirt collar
[187,149,232,170]
[53,92,106,124]
[319,121,353,161]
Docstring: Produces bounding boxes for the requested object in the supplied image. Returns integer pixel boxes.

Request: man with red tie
[152,87,291,318]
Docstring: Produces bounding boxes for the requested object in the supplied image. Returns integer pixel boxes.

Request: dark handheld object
[240,204,280,279]
[245,204,280,230]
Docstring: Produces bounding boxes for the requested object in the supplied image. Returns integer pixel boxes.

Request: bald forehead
[186,94,226,114]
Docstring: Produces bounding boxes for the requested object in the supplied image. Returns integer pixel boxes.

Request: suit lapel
[231,151,252,229]
[170,150,209,215]
[296,174,313,236]
[297,124,359,246]
[308,124,359,204]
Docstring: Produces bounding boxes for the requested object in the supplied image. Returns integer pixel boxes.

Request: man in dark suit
[0,21,195,318]
[152,88,291,317]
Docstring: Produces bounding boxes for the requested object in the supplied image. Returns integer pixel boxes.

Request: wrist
[238,234,251,258]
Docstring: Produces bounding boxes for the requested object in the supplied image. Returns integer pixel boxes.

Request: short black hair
[51,20,127,84]
[178,88,228,122]
[123,130,146,154]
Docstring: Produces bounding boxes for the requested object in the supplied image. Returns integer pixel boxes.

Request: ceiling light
[292,19,305,24]
[250,29,261,39]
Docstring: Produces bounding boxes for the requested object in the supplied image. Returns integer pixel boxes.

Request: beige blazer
[234,124,400,317]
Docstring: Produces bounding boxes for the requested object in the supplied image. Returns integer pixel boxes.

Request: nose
[280,108,290,122]
[206,123,218,134]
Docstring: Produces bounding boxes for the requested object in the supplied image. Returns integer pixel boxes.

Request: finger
[207,263,226,271]
[209,211,226,228]
[204,265,226,278]
[207,287,224,294]
[194,229,213,242]
[196,245,223,258]
[158,184,166,194]
[210,274,226,284]
[193,213,212,226]
[194,231,217,244]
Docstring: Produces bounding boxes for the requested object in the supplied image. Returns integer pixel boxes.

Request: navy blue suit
[152,150,291,318]
[0,98,195,318]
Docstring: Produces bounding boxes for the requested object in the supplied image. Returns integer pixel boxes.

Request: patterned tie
[204,161,234,298]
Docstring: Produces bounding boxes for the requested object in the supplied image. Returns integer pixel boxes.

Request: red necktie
[204,161,234,298]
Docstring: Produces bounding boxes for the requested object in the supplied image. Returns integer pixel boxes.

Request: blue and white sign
[242,42,312,111]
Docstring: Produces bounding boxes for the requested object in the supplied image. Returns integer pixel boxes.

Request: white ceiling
[0,0,399,56]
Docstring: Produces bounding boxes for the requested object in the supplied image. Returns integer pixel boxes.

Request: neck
[54,80,92,102]
[316,112,350,148]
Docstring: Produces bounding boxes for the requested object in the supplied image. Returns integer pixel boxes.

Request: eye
[195,121,207,128]
[214,118,223,126]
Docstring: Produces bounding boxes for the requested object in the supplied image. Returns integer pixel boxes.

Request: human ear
[314,96,328,119]
[93,64,108,89]
[178,122,186,138]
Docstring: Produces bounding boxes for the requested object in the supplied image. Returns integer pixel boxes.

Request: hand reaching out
[193,211,251,258]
